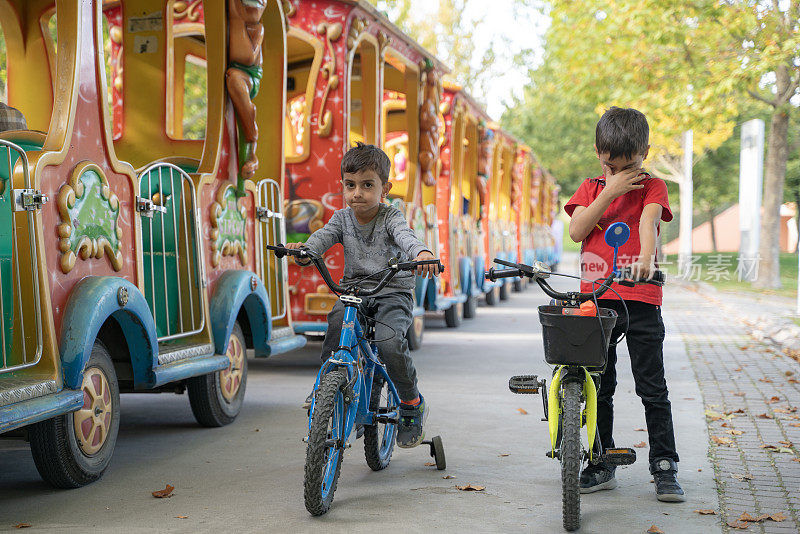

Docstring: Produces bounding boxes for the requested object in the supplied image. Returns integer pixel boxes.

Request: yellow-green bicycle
[486,222,664,532]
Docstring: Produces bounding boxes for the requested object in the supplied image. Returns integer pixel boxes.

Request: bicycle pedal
[602,447,637,466]
[509,375,542,394]
[546,450,559,459]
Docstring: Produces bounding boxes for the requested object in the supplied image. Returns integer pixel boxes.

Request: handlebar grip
[486,267,520,282]
[394,259,444,273]
[617,268,666,286]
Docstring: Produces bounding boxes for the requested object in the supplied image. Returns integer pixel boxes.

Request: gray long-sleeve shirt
[303,204,431,295]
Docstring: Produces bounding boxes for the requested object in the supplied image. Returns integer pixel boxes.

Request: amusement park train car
[281,0,460,349]
[0,0,305,487]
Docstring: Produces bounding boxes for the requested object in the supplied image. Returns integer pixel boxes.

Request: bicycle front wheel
[560,380,582,532]
[304,369,348,515]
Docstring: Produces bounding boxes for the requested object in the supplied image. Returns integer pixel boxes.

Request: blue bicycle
[266,245,446,515]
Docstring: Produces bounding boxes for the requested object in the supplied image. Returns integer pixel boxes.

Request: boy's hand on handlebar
[414,251,439,278]
[285,242,311,266]
[627,260,656,281]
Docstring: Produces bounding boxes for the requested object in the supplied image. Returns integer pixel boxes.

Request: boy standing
[564,107,684,502]
[287,143,438,448]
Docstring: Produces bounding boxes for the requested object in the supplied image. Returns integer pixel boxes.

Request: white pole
[739,119,764,285]
[678,130,693,275]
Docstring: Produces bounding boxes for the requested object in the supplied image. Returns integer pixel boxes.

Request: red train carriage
[282,0,451,348]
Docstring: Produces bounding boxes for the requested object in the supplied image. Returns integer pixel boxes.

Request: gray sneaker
[396,396,428,448]
[651,459,685,502]
[579,462,617,493]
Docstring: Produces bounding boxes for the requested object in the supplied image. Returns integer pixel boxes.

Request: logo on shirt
[580,251,609,278]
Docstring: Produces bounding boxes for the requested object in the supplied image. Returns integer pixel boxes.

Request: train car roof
[345,0,451,74]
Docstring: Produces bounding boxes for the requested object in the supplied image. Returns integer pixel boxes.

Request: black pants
[596,300,679,464]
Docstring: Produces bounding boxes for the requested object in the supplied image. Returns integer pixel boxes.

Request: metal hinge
[256,206,284,222]
[12,189,49,211]
[136,196,167,218]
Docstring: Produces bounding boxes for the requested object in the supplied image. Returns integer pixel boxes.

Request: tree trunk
[753,107,791,288]
[708,207,717,253]
[795,193,800,254]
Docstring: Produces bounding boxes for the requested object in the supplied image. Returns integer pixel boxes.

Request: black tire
[431,435,446,470]
[305,369,348,515]
[463,295,477,319]
[188,322,247,427]
[29,341,121,488]
[444,302,463,328]
[364,374,397,471]
[406,315,424,351]
[560,380,582,532]
[513,279,523,292]
[499,281,510,301]
[484,286,498,306]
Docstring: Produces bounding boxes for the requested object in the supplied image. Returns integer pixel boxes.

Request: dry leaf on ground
[711,436,733,446]
[767,396,781,403]
[646,526,665,534]
[721,422,730,428]
[13,524,31,530]
[778,440,793,447]
[705,410,725,421]
[759,378,773,383]
[733,367,743,372]
[786,371,795,377]
[455,484,485,491]
[757,413,774,419]
[424,462,436,467]
[694,509,717,515]
[726,520,749,529]
[733,392,746,397]
[726,429,744,435]
[790,423,800,428]
[634,427,647,431]
[152,485,175,498]
[725,408,746,415]
[739,512,758,522]
[175,516,189,519]
[498,453,510,457]
[788,378,799,384]
[634,441,647,448]
[731,473,753,481]
[442,475,455,479]
[517,408,528,415]
[769,513,786,522]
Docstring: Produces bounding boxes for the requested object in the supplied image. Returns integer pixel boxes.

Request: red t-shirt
[564,174,673,306]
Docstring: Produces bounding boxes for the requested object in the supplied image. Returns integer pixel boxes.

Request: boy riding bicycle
[565,107,684,502]
[286,142,438,448]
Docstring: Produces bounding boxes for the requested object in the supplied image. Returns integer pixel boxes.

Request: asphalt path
[0,277,719,533]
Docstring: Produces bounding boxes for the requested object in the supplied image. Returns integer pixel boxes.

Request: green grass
[664,252,798,300]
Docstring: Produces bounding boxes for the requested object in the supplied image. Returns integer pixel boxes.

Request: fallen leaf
[705,410,725,421]
[739,345,750,350]
[517,408,528,415]
[789,378,799,384]
[424,462,436,467]
[254,428,260,432]
[721,422,730,428]
[790,423,800,427]
[778,440,793,447]
[757,413,774,419]
[698,468,702,472]
[152,485,175,498]
[731,473,753,481]
[759,378,773,383]
[786,371,795,377]
[634,427,647,432]
[725,408,746,415]
[793,458,800,463]
[733,367,743,372]
[767,396,781,404]
[694,509,717,515]
[683,397,696,400]
[498,453,510,457]
[455,484,485,491]
[726,429,744,436]
[646,526,664,534]
[753,514,771,522]
[13,525,31,530]
[442,475,455,479]
[774,408,794,414]
[726,520,749,529]
[711,436,733,446]
[739,512,758,522]
[633,441,647,448]
[770,513,787,522]
[733,392,746,397]
[175,516,189,519]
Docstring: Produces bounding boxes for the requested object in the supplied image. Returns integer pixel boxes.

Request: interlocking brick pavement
[666,285,800,533]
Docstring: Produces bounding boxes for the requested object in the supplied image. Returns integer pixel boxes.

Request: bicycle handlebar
[485,259,665,304]
[266,244,444,297]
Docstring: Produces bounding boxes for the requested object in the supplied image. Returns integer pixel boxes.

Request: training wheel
[422,436,446,470]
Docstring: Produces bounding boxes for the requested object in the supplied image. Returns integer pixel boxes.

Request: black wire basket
[538,305,618,367]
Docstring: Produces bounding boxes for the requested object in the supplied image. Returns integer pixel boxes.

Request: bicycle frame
[548,366,599,461]
[307,296,401,441]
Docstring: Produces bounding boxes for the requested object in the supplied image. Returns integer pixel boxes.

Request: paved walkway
[667,285,800,533]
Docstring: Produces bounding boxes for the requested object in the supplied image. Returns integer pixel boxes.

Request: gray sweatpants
[320,292,419,401]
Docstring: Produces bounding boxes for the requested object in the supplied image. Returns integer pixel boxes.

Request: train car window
[285,30,322,163]
[348,38,378,147]
[381,52,419,202]
[167,29,207,141]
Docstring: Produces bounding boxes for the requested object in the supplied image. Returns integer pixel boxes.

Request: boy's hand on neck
[600,164,646,201]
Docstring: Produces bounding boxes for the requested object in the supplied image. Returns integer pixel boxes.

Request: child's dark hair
[595,107,649,160]
[341,142,391,183]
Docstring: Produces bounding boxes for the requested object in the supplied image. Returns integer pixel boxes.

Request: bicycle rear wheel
[304,369,348,515]
[364,374,398,470]
[560,380,582,531]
